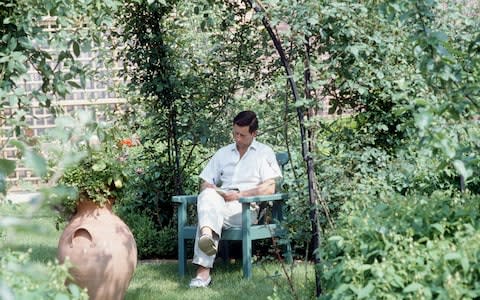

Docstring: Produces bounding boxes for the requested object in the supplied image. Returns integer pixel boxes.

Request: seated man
[189,110,283,288]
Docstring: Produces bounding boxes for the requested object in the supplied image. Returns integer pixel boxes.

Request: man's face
[233,124,256,149]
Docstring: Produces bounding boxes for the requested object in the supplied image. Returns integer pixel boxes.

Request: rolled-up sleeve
[259,148,282,182]
[199,154,218,184]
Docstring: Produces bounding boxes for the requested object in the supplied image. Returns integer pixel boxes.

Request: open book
[215,187,239,196]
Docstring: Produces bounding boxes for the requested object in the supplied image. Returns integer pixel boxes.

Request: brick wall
[1,18,126,189]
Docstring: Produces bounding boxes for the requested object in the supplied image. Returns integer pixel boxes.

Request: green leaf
[460,256,469,273]
[453,160,472,180]
[415,111,432,131]
[0,55,10,63]
[54,293,70,300]
[68,284,81,297]
[444,252,461,261]
[67,80,82,88]
[430,223,444,234]
[328,235,344,242]
[8,37,17,51]
[430,31,448,42]
[403,282,423,293]
[92,161,107,171]
[72,41,80,57]
[24,149,47,178]
[0,159,16,176]
[357,282,374,299]
[18,37,33,50]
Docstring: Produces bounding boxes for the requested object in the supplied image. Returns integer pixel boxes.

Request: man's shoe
[189,276,212,288]
[198,234,217,256]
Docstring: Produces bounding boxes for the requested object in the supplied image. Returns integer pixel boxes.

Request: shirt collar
[230,139,258,152]
[250,139,258,150]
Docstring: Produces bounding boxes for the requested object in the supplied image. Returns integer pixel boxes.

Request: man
[189,110,282,288]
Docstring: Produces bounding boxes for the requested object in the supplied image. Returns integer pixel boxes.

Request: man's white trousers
[192,188,256,268]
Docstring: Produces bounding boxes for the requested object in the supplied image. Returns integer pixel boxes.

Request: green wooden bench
[172,152,291,279]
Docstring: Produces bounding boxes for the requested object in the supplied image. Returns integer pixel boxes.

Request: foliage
[1,0,123,298]
[320,191,480,299]
[114,138,192,258]
[116,193,177,259]
[0,249,88,299]
[157,225,177,257]
[56,128,131,222]
[0,0,121,190]
[115,0,292,186]
[0,204,88,299]
[117,209,163,259]
[405,1,480,192]
[1,0,479,298]
[239,1,480,298]
[112,0,292,259]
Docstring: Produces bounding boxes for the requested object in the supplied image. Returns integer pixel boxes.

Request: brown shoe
[198,234,217,256]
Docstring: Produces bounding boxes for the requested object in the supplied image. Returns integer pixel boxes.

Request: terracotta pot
[57,200,137,300]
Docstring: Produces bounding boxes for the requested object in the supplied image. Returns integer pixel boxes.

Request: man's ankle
[200,226,213,237]
[197,266,211,280]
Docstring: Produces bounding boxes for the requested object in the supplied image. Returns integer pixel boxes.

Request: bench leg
[178,238,187,277]
[242,237,252,279]
[242,203,252,279]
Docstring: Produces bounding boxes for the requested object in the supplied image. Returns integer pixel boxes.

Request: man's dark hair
[233,111,258,133]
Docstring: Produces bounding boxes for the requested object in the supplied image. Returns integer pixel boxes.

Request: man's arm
[200,180,216,192]
[223,178,277,202]
[240,178,276,197]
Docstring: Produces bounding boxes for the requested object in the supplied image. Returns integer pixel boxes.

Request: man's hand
[236,178,276,198]
[222,190,240,202]
[220,178,277,202]
[201,181,216,191]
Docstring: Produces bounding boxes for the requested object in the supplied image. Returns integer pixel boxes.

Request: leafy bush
[320,191,480,299]
[116,208,178,260]
[0,249,88,299]
[56,128,132,222]
[157,225,177,258]
[117,209,161,259]
[115,138,197,259]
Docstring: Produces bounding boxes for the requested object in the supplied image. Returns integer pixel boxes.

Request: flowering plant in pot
[55,126,138,300]
[56,134,131,223]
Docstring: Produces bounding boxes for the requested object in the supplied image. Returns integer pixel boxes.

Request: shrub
[115,137,200,259]
[320,191,480,299]
[0,249,88,299]
[157,225,177,258]
[116,208,178,260]
[117,209,160,259]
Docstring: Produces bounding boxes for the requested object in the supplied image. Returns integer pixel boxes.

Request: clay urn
[57,200,137,300]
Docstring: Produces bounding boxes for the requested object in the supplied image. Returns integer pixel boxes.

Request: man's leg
[190,188,225,286]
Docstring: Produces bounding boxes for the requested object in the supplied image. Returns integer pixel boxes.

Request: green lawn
[1,202,315,299]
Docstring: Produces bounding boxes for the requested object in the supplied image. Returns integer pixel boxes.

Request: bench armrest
[238,193,288,204]
[172,195,197,204]
[173,193,287,204]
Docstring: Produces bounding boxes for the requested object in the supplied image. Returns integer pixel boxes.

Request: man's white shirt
[199,139,282,192]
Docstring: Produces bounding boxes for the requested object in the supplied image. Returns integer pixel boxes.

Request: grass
[0,202,59,264]
[126,260,315,300]
[1,202,315,299]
